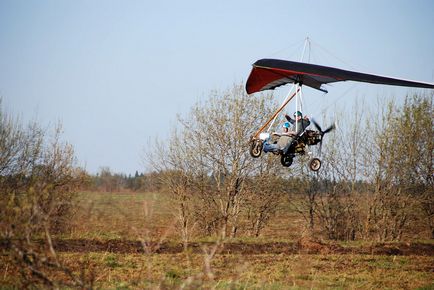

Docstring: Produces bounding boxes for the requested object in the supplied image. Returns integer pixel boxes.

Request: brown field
[1,191,433,289]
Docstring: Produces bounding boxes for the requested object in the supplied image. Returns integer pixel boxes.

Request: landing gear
[280,154,293,167]
[309,158,321,171]
[249,139,263,158]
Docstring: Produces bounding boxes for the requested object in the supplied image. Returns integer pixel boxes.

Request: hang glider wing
[246,59,434,94]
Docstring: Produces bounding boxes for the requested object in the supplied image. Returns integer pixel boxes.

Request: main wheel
[309,158,321,171]
[249,139,263,158]
[280,154,293,167]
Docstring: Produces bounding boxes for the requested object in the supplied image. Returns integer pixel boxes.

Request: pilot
[282,111,311,154]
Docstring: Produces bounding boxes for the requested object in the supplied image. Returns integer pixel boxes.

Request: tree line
[82,167,161,192]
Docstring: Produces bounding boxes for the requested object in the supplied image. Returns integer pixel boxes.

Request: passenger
[263,122,295,153]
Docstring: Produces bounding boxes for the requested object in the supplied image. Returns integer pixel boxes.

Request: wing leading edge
[246,59,434,94]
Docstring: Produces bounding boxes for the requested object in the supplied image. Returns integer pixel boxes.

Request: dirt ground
[3,237,432,256]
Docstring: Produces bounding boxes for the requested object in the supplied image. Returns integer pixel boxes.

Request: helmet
[283,122,290,128]
[294,111,303,117]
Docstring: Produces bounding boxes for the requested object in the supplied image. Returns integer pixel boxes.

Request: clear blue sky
[1,0,433,174]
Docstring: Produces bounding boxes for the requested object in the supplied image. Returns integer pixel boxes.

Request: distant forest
[82,167,162,193]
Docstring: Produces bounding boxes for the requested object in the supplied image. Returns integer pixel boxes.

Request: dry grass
[2,251,433,289]
[66,191,175,240]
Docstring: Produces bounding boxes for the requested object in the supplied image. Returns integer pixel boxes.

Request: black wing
[246,59,434,94]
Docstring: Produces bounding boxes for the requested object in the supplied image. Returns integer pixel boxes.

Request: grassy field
[1,191,433,289]
[2,251,433,289]
[68,191,304,242]
[68,191,175,240]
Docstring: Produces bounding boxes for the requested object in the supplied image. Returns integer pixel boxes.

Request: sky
[1,0,433,174]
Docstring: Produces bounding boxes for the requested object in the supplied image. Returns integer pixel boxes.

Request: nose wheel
[309,158,321,171]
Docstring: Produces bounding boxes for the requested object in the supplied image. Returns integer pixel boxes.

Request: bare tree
[306,94,433,241]
[146,131,200,247]
[311,103,368,240]
[244,155,286,237]
[364,94,433,241]
[0,103,90,288]
[147,83,285,239]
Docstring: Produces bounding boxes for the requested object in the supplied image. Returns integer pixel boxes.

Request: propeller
[311,119,336,155]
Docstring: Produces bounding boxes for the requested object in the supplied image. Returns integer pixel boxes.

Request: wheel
[249,139,263,158]
[280,154,293,167]
[309,158,321,171]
